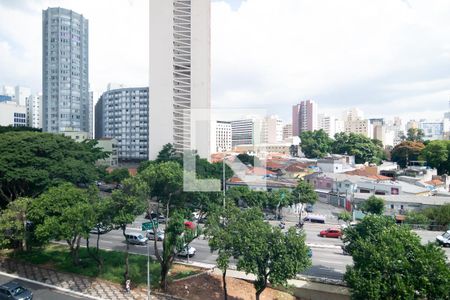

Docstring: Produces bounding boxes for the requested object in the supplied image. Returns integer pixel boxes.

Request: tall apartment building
[282,124,292,140]
[419,119,450,140]
[292,100,317,136]
[42,8,91,137]
[318,114,343,138]
[26,94,43,128]
[261,115,283,144]
[231,118,263,147]
[149,0,211,159]
[95,87,149,161]
[406,120,419,131]
[15,86,31,106]
[0,101,27,127]
[343,108,372,138]
[211,120,232,153]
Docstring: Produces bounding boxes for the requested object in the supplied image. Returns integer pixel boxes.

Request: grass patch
[6,244,196,288]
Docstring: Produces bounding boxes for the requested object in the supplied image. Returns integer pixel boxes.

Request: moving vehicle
[145,212,166,223]
[125,232,148,245]
[90,223,109,234]
[307,247,312,258]
[305,204,314,213]
[146,229,165,241]
[436,230,450,247]
[303,214,326,224]
[319,228,342,238]
[177,245,196,257]
[0,281,33,300]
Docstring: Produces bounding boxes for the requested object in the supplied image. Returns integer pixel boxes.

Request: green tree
[361,196,385,215]
[420,140,450,174]
[0,125,42,133]
[0,132,107,206]
[267,189,292,218]
[406,128,425,142]
[299,129,333,158]
[423,203,450,230]
[0,197,32,251]
[105,167,130,183]
[156,210,200,290]
[390,141,425,168]
[338,211,352,224]
[206,203,241,300]
[109,177,148,284]
[156,143,182,164]
[332,132,384,164]
[28,183,97,264]
[236,153,260,167]
[291,180,318,219]
[344,215,450,300]
[233,208,311,300]
[404,211,430,230]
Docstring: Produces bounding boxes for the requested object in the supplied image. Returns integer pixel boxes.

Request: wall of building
[96,87,149,161]
[0,102,27,127]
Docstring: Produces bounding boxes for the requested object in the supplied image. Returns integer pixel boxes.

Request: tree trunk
[122,226,130,284]
[160,261,169,291]
[86,235,103,273]
[222,269,228,300]
[72,236,81,265]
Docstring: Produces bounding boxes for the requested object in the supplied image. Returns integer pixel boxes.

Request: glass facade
[42,8,90,134]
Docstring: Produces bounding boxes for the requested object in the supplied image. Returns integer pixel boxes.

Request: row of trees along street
[0,127,449,299]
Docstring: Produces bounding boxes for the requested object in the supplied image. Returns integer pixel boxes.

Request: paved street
[0,274,85,300]
[77,205,450,282]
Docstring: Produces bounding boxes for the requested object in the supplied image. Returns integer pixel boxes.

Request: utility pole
[222,156,226,209]
[147,237,150,300]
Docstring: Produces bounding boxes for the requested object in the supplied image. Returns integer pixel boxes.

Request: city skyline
[1,0,450,122]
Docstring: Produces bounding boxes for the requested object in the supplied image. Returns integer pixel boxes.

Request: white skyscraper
[211,120,232,153]
[26,94,43,128]
[149,0,211,159]
[15,86,31,106]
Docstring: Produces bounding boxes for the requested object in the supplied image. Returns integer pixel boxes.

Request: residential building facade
[26,94,43,128]
[42,8,91,136]
[212,120,232,152]
[0,101,27,127]
[95,87,149,161]
[149,0,211,159]
[282,123,292,140]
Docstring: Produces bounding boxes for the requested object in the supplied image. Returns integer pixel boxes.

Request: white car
[146,230,165,241]
[436,230,450,247]
[177,245,196,257]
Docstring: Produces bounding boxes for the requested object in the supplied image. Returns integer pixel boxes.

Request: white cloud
[1,0,450,124]
[211,0,450,122]
[0,0,148,97]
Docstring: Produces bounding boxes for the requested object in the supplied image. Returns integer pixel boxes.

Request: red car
[319,228,342,238]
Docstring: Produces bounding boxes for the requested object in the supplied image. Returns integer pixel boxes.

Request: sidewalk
[0,257,173,300]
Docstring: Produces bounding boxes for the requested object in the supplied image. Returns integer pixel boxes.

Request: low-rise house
[317,155,356,173]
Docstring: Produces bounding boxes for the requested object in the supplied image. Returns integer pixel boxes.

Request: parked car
[319,228,342,238]
[90,226,109,235]
[125,232,148,245]
[177,245,196,257]
[145,212,166,223]
[146,230,165,241]
[436,230,450,247]
[0,281,33,300]
[305,204,314,213]
[303,214,326,224]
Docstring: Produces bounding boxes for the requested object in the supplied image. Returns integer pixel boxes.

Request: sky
[1,0,450,123]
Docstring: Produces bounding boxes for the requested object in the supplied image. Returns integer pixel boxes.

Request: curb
[306,243,342,249]
[0,270,104,300]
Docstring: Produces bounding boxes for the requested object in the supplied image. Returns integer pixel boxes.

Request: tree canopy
[0,132,107,206]
[419,140,450,175]
[344,215,450,300]
[406,128,425,142]
[360,195,385,215]
[332,132,385,164]
[390,141,425,168]
[299,129,333,158]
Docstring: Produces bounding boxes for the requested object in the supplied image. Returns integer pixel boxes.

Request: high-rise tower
[149,0,211,159]
[42,8,90,136]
